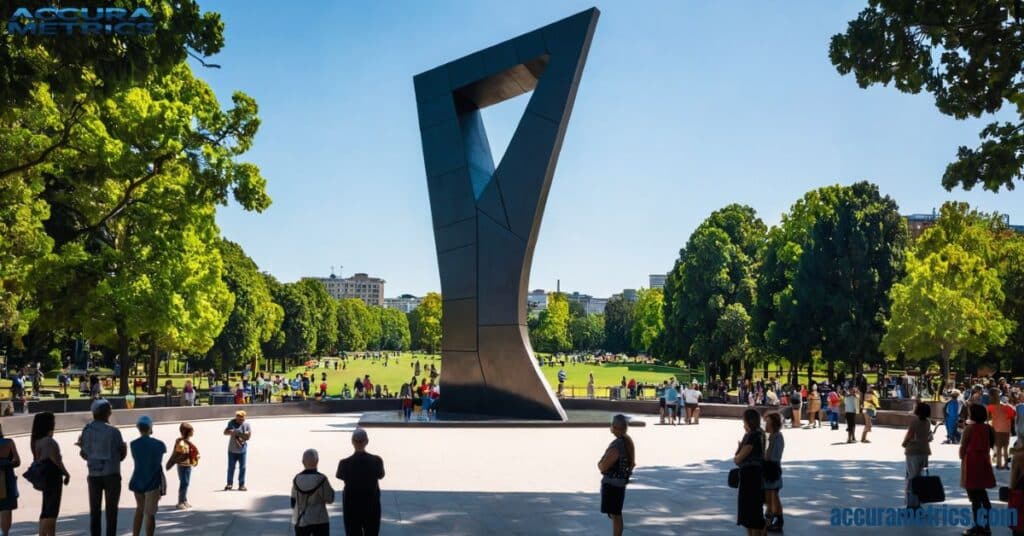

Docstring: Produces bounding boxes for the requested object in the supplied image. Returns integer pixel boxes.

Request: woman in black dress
[30,412,69,536]
[734,408,766,535]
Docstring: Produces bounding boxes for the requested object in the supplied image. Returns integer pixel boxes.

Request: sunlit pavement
[3,412,995,534]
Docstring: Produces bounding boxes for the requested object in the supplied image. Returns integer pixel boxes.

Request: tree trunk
[117,328,130,395]
[807,359,815,386]
[941,346,952,386]
[148,343,158,395]
[827,359,835,383]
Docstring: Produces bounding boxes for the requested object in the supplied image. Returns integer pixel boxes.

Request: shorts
[996,432,1011,448]
[600,483,625,516]
[135,489,160,516]
[659,398,666,409]
[686,403,698,410]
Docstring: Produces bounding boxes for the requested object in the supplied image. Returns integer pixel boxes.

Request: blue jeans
[828,409,839,428]
[227,450,246,486]
[177,465,191,504]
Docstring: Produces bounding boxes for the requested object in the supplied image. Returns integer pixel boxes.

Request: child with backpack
[166,422,200,510]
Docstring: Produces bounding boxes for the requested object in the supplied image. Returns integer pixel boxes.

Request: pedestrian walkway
[2,414,996,534]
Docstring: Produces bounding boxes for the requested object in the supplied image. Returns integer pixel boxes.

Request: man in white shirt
[682,382,702,424]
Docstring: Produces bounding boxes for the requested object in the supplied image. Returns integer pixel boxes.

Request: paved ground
[0,413,1003,534]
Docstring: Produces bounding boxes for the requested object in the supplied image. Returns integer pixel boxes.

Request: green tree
[408,293,442,352]
[263,278,316,363]
[795,182,908,379]
[296,279,338,356]
[603,295,635,354]
[831,1,1024,192]
[379,307,412,351]
[882,242,1014,380]
[531,292,571,353]
[631,288,664,355]
[25,62,267,393]
[995,234,1024,372]
[206,240,282,372]
[663,204,765,379]
[570,313,605,352]
[337,298,367,352]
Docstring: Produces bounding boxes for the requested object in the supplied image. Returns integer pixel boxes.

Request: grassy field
[284,354,696,397]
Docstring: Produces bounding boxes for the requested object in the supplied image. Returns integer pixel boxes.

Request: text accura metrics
[7,7,155,36]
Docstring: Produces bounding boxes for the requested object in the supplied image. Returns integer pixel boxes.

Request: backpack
[188,441,200,467]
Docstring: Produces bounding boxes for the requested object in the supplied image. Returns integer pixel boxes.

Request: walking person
[336,428,385,536]
[77,399,126,536]
[664,382,679,425]
[128,416,166,536]
[763,413,785,532]
[683,382,702,424]
[827,387,841,431]
[946,390,965,444]
[224,410,251,491]
[598,414,635,536]
[31,412,69,536]
[902,402,932,509]
[987,388,1015,470]
[182,380,195,407]
[862,386,879,443]
[167,423,199,509]
[806,384,822,429]
[0,423,19,536]
[961,403,996,535]
[789,385,802,428]
[557,367,567,398]
[844,388,859,444]
[734,408,766,536]
[291,449,335,536]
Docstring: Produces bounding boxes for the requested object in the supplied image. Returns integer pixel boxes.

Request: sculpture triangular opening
[414,8,600,420]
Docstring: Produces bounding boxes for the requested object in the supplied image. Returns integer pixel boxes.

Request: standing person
[598,414,635,536]
[734,409,766,536]
[657,382,667,424]
[683,382,702,424]
[987,388,1015,470]
[1007,444,1024,535]
[0,423,20,536]
[946,390,965,444]
[336,428,385,536]
[827,387,841,431]
[182,380,195,407]
[961,403,996,535]
[902,402,932,509]
[128,416,165,536]
[806,384,822,429]
[89,375,102,399]
[167,423,198,509]
[844,388,859,444]
[664,382,679,425]
[292,449,335,536]
[31,412,69,536]
[587,372,595,399]
[763,413,785,532]
[224,410,251,491]
[78,399,126,536]
[789,385,802,428]
[861,386,879,443]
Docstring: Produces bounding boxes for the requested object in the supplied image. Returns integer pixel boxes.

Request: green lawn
[284,354,695,397]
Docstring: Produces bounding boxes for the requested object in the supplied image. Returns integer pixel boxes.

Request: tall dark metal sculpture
[413,8,599,420]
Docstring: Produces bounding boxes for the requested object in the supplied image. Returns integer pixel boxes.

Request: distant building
[384,294,421,313]
[565,291,608,315]
[527,289,548,311]
[649,274,666,290]
[905,209,1024,239]
[309,272,385,306]
[622,289,638,303]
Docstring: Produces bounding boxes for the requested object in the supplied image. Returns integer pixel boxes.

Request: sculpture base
[357,409,645,428]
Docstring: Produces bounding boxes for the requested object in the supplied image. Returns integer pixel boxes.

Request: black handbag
[22,461,46,491]
[727,468,740,488]
[911,467,945,504]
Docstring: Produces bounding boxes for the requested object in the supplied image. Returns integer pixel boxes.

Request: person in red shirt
[987,388,1016,469]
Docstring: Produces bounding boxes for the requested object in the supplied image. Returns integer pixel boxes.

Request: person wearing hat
[129,415,166,536]
[944,389,964,444]
[77,398,126,536]
[224,410,251,491]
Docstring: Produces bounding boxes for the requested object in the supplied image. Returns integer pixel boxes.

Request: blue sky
[198,1,1023,299]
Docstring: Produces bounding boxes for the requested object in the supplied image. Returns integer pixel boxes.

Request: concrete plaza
[0,413,999,534]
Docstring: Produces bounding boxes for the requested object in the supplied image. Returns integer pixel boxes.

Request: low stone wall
[561,400,917,428]
[0,398,399,437]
